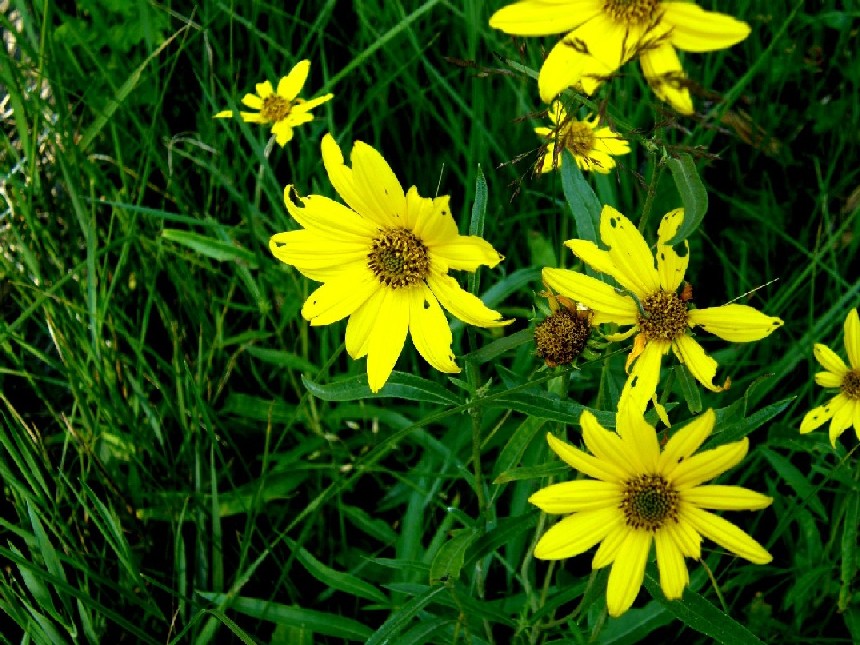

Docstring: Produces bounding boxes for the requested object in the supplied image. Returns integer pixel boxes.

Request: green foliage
[1,0,859,643]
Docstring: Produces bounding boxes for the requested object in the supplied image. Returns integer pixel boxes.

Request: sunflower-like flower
[489,1,750,114]
[215,60,333,147]
[533,283,594,367]
[800,308,860,445]
[535,101,630,174]
[542,206,783,413]
[270,134,510,392]
[530,407,772,616]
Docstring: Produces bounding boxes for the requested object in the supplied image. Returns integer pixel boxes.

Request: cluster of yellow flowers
[214,0,859,620]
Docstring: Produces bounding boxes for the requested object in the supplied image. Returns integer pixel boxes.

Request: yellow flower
[535,101,630,174]
[800,308,860,445]
[530,407,772,617]
[542,206,783,413]
[489,1,750,114]
[215,60,333,147]
[270,134,510,392]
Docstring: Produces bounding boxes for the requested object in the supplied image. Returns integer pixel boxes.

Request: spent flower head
[270,134,510,392]
[542,206,783,413]
[530,407,772,616]
[534,285,594,367]
[490,1,750,114]
[800,308,860,445]
[215,60,333,147]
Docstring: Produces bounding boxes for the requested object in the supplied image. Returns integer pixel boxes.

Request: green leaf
[462,328,533,366]
[561,149,601,243]
[485,390,613,427]
[464,514,538,568]
[365,586,448,645]
[285,538,388,604]
[527,230,557,267]
[197,593,372,641]
[493,462,569,484]
[666,153,708,245]
[161,229,258,267]
[839,492,859,611]
[493,415,547,479]
[759,448,827,520]
[470,165,488,237]
[302,372,460,405]
[643,574,766,644]
[244,347,318,372]
[429,528,479,585]
[675,364,702,414]
[706,397,793,448]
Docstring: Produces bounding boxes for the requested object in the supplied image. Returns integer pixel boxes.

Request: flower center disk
[842,369,860,400]
[534,308,591,366]
[638,290,688,341]
[261,95,293,123]
[620,473,679,531]
[367,227,430,289]
[603,0,660,24]
[561,121,596,158]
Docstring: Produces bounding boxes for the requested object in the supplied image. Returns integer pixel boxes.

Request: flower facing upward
[530,408,772,616]
[215,60,333,147]
[542,206,783,413]
[800,308,860,445]
[535,101,630,174]
[489,1,750,114]
[270,134,510,392]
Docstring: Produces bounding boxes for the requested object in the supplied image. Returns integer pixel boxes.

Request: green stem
[638,153,665,234]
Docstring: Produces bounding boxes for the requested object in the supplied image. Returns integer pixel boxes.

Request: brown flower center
[367,228,430,289]
[603,0,660,24]
[638,290,688,342]
[560,121,597,158]
[842,369,860,400]
[261,94,293,123]
[534,308,592,367]
[620,473,679,531]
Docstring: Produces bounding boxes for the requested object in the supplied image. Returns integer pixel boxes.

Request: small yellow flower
[542,206,783,413]
[535,101,630,174]
[270,134,510,392]
[530,407,772,617]
[215,60,333,147]
[800,308,860,445]
[489,1,750,114]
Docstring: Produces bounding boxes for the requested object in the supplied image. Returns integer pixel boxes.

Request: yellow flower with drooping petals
[535,101,630,174]
[270,134,510,392]
[489,0,750,114]
[800,308,860,445]
[530,407,772,617]
[215,60,333,147]
[542,206,783,413]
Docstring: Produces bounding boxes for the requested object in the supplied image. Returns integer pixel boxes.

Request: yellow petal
[408,189,458,242]
[655,529,688,600]
[214,110,234,119]
[533,506,618,560]
[655,208,689,292]
[814,371,843,388]
[659,409,714,472]
[320,134,389,227]
[366,289,410,392]
[594,127,631,156]
[538,33,596,103]
[255,80,273,98]
[829,396,857,447]
[408,286,459,374]
[845,309,860,369]
[577,14,642,71]
[301,271,379,326]
[269,230,368,281]
[598,205,660,299]
[619,339,669,415]
[582,410,650,475]
[671,334,722,392]
[663,2,751,53]
[537,142,560,173]
[541,267,638,325]
[682,507,772,564]
[687,304,783,342]
[682,486,772,511]
[241,93,263,110]
[488,0,599,36]
[432,237,503,271]
[282,187,379,240]
[812,343,849,376]
[638,43,693,115]
[664,517,701,559]
[548,100,567,125]
[566,240,648,296]
[799,400,835,434]
[291,92,334,113]
[591,522,627,568]
[671,439,749,490]
[271,121,295,147]
[427,272,509,328]
[606,531,651,617]
[615,404,661,471]
[528,480,622,514]
[350,141,407,226]
[276,60,310,100]
[546,430,627,483]
[345,288,386,359]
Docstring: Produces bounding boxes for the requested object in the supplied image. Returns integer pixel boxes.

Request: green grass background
[1,0,859,642]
